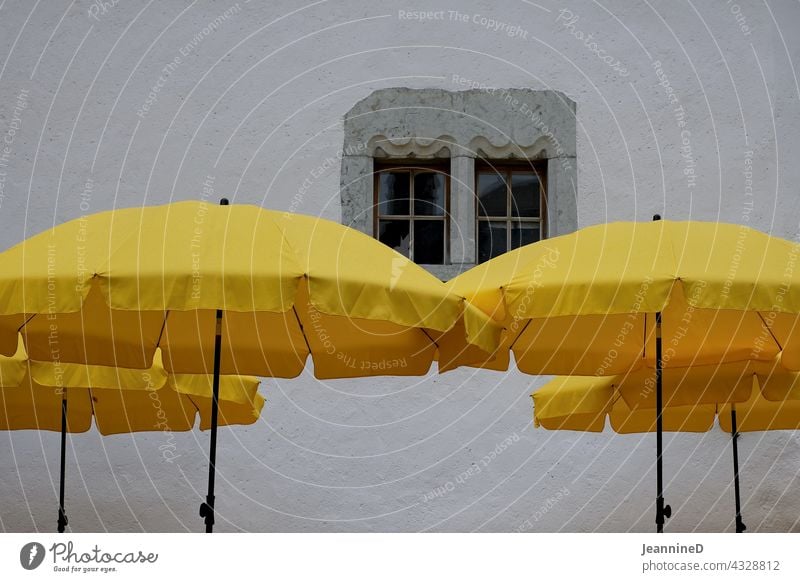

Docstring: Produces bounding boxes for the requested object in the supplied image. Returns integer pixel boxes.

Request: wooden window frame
[373,161,451,265]
[475,160,548,263]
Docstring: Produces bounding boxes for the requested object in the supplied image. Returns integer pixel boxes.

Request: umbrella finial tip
[652,213,661,221]
[220,198,230,206]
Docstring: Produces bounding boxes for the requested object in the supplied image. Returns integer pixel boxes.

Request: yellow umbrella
[450,216,800,531]
[532,375,716,432]
[0,337,263,532]
[0,199,500,531]
[1,349,264,434]
[449,219,800,375]
[533,362,800,532]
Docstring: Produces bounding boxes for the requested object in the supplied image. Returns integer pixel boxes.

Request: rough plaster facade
[1,0,800,532]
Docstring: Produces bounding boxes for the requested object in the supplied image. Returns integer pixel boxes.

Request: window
[374,164,450,264]
[341,88,576,278]
[476,162,546,263]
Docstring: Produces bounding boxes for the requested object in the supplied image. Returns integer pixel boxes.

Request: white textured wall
[1,0,799,532]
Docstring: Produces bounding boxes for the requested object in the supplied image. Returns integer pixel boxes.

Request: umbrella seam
[155,310,170,350]
[420,327,438,349]
[291,305,313,359]
[507,317,532,352]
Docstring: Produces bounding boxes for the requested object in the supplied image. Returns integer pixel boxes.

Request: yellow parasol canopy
[448,220,800,375]
[0,339,263,435]
[531,361,800,434]
[0,201,499,377]
[532,374,715,434]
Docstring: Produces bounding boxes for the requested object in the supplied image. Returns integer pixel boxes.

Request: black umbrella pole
[655,312,671,533]
[730,407,746,533]
[57,395,68,533]
[199,198,229,533]
[200,308,223,533]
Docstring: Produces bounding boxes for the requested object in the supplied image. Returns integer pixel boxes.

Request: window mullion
[506,169,512,220]
[408,169,414,261]
[507,169,512,251]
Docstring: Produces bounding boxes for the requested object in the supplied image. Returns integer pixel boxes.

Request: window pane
[413,172,445,216]
[477,171,507,217]
[378,172,410,216]
[477,221,507,263]
[413,220,444,264]
[511,172,540,217]
[378,220,410,257]
[511,222,540,249]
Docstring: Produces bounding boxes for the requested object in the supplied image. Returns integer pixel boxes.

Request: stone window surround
[340,88,577,280]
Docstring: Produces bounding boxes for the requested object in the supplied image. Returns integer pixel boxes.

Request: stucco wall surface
[0,0,799,532]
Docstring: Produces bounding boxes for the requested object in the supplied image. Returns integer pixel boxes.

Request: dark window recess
[375,166,449,265]
[476,163,546,263]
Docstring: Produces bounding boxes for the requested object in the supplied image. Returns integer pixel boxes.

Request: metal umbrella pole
[730,405,747,533]
[652,214,671,533]
[199,197,228,533]
[57,394,68,533]
[655,311,672,533]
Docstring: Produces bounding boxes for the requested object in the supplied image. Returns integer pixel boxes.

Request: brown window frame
[373,161,451,265]
[475,160,547,263]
